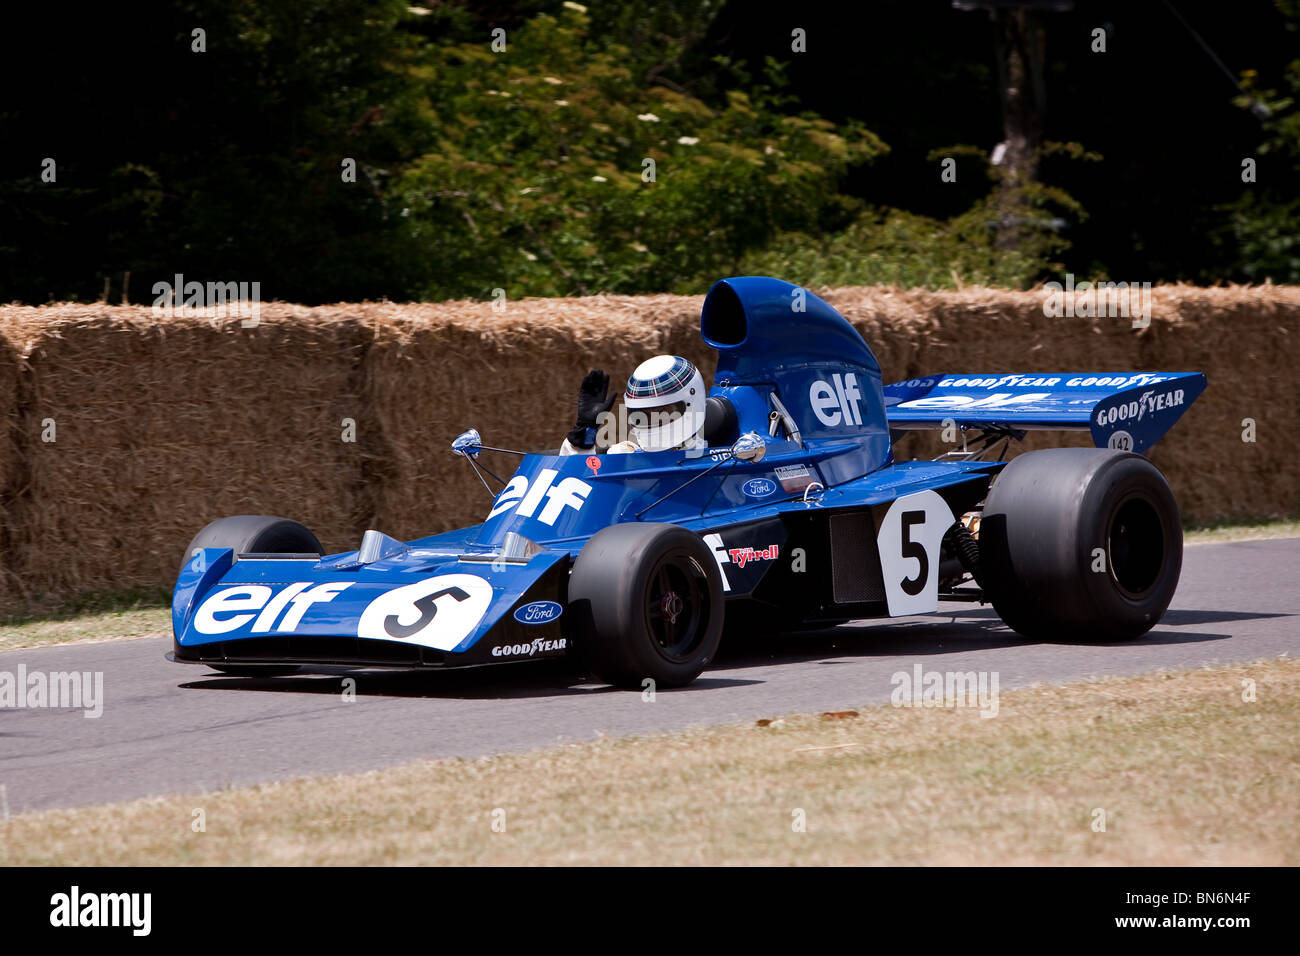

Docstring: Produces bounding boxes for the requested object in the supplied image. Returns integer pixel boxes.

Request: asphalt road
[2,537,1295,815]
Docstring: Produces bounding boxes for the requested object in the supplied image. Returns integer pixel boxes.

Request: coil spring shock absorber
[943,512,983,587]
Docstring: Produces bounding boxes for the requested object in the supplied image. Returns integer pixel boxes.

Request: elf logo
[809,373,863,427]
[193,581,353,635]
[489,468,592,526]
[896,392,1052,411]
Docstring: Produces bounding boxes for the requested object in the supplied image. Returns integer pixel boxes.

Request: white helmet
[624,355,706,452]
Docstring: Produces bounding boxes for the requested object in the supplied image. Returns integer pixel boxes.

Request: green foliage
[155,0,433,300]
[0,0,1106,302]
[1226,23,1300,283]
[1223,189,1300,283]
[0,0,432,303]
[740,143,1089,290]
[393,7,885,299]
[739,200,1053,290]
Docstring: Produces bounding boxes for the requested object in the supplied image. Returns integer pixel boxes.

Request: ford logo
[742,477,777,498]
[513,600,563,625]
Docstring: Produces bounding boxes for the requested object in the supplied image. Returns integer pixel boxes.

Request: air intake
[357,529,406,565]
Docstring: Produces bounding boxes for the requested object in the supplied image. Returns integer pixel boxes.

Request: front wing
[171,547,572,668]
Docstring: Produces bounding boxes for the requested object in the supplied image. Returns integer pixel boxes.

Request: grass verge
[0,606,170,654]
[1183,517,1300,545]
[2,658,1295,865]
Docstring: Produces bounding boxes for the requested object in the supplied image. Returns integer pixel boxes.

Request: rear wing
[883,372,1207,453]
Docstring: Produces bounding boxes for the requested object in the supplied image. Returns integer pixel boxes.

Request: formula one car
[170,276,1206,688]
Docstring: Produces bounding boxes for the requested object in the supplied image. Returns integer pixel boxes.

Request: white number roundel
[1107,430,1133,451]
[875,490,954,617]
[357,574,494,650]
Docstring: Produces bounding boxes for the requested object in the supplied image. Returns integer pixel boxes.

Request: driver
[561,355,707,455]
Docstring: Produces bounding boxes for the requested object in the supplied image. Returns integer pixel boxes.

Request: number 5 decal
[383,586,470,639]
[875,490,954,616]
[358,574,494,651]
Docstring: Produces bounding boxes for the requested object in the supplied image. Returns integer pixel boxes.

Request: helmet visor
[630,400,688,428]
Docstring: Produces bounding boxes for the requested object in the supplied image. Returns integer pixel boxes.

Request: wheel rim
[643,552,710,663]
[1107,493,1165,598]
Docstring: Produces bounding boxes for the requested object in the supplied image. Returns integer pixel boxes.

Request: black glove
[568,369,617,448]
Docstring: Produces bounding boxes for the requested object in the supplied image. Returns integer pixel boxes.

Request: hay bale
[7,305,370,611]
[363,294,706,538]
[0,281,1294,614]
[1137,284,1300,523]
[0,312,42,616]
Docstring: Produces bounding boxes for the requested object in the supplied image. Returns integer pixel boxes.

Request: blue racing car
[169,276,1206,688]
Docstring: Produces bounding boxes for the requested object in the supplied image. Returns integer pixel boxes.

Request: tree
[393,5,884,299]
[1225,2,1300,283]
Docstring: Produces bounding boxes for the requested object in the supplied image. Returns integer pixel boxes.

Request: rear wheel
[568,523,724,688]
[979,448,1181,641]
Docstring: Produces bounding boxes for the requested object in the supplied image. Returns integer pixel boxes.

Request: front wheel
[180,514,322,578]
[568,523,724,688]
[978,448,1182,641]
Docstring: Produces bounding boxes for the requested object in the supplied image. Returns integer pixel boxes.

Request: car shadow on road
[178,662,762,701]
[711,607,1241,670]
[1149,608,1292,626]
[177,605,1255,699]
[947,606,1288,628]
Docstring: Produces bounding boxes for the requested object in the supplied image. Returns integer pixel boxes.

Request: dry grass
[2,658,1295,866]
[1184,518,1300,545]
[0,605,169,653]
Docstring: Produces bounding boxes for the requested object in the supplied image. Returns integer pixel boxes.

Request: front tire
[979,448,1182,641]
[178,515,322,677]
[568,523,724,688]
[180,515,322,577]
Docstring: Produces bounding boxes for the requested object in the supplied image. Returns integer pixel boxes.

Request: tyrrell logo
[728,545,779,568]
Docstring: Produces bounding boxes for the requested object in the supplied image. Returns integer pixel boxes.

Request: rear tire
[180,515,322,577]
[568,523,724,688]
[979,449,1181,641]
